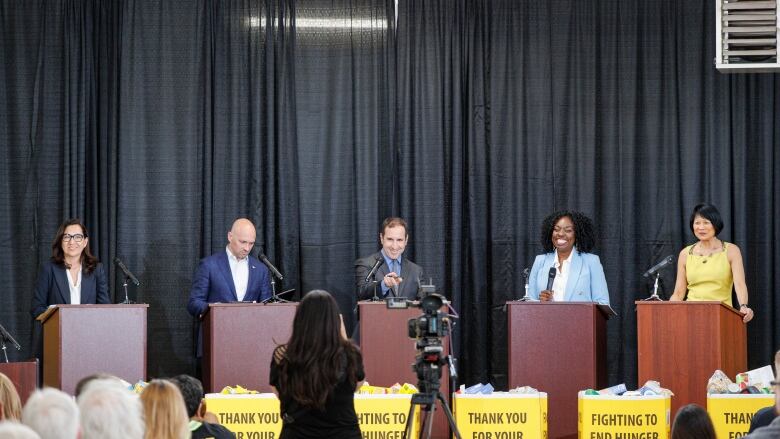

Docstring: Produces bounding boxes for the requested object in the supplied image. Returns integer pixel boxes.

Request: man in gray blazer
[354,217,423,300]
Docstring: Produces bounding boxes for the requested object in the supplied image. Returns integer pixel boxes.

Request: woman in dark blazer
[31,218,110,318]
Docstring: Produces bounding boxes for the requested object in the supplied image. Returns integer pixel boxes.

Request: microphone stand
[643,273,663,301]
[121,275,135,304]
[516,268,535,302]
[0,323,21,363]
[263,273,291,303]
[369,279,382,301]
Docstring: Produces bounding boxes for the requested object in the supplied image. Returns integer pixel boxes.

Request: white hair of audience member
[22,388,79,439]
[78,381,144,439]
[0,421,41,439]
[76,376,130,399]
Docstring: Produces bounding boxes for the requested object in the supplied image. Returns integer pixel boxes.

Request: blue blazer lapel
[218,252,238,300]
[565,251,584,301]
[53,266,71,304]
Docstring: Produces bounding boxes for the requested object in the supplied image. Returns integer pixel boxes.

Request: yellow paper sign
[453,393,548,439]
[206,394,280,439]
[707,394,774,439]
[578,393,670,439]
[204,393,419,438]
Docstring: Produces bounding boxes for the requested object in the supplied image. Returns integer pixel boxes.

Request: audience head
[0,372,22,421]
[671,404,716,439]
[78,382,144,439]
[540,210,597,253]
[168,375,204,419]
[0,421,40,439]
[22,388,79,439]
[140,379,189,439]
[74,373,126,398]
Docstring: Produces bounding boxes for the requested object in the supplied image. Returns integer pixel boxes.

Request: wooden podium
[202,302,297,393]
[637,301,747,417]
[507,302,613,439]
[39,304,148,395]
[0,360,39,404]
[358,301,451,439]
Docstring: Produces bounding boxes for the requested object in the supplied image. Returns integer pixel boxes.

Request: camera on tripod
[386,293,451,390]
[387,292,463,438]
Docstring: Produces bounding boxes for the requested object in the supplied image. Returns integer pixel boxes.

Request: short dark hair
[380,217,408,237]
[671,404,716,439]
[168,375,203,418]
[539,210,597,253]
[689,203,724,236]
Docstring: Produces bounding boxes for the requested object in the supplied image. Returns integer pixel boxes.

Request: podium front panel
[507,302,607,439]
[204,303,297,393]
[42,304,148,395]
[637,301,747,417]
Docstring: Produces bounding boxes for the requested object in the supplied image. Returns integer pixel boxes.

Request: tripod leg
[420,403,435,439]
[436,392,462,439]
[402,398,417,439]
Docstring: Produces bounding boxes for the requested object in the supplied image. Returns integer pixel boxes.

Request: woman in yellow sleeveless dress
[669,203,753,322]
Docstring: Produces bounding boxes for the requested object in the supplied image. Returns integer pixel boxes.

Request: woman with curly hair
[270,290,364,439]
[527,210,610,305]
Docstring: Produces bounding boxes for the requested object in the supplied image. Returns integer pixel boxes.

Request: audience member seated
[140,379,190,439]
[22,388,79,439]
[78,380,144,439]
[747,359,780,437]
[0,372,22,421]
[671,404,716,439]
[74,372,126,398]
[0,421,41,438]
[169,374,236,438]
[748,350,780,433]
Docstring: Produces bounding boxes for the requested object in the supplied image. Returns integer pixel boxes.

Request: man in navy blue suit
[187,218,272,319]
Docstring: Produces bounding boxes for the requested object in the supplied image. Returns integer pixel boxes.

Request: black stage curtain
[1,0,778,388]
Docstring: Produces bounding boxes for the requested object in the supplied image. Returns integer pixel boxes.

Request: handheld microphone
[259,253,284,280]
[113,257,140,286]
[364,256,383,283]
[546,267,556,291]
[642,255,674,278]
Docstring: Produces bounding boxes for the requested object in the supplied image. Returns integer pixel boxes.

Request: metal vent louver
[716,0,780,72]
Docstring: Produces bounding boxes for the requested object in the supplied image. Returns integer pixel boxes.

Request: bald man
[187,219,272,318]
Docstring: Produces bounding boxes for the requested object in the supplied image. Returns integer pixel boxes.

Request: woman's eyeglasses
[62,234,85,242]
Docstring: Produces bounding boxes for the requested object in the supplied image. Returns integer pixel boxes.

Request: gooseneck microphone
[546,267,556,291]
[364,256,384,283]
[642,255,674,278]
[113,257,140,286]
[259,253,284,280]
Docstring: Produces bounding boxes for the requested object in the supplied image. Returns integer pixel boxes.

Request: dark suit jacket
[31,260,111,318]
[187,250,272,317]
[354,251,423,300]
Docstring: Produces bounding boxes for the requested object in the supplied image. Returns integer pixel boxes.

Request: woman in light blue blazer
[528,211,610,305]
